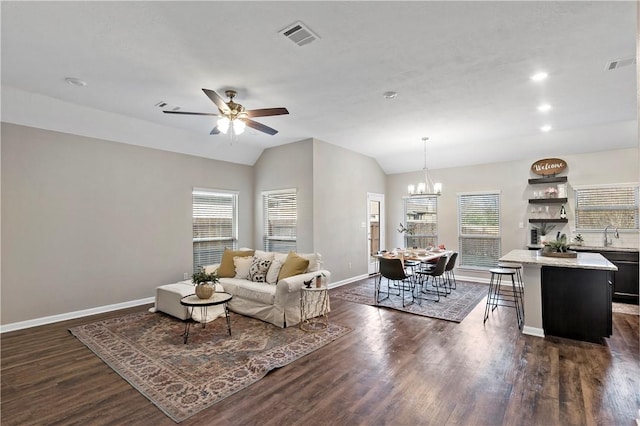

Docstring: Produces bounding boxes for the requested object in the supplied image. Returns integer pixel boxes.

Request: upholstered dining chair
[378,257,415,307]
[414,255,448,303]
[444,252,459,290]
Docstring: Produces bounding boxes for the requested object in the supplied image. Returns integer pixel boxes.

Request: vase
[315,276,322,288]
[195,283,214,299]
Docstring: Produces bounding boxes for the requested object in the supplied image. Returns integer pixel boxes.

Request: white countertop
[526,244,639,253]
[501,249,617,271]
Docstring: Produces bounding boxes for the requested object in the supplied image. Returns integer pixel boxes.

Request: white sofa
[151,250,330,328]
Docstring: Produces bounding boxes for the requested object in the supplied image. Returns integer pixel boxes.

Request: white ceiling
[1,1,637,174]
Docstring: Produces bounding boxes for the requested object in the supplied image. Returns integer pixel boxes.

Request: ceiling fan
[163,88,289,136]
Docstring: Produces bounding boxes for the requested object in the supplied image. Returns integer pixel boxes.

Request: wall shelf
[529,218,568,223]
[528,197,568,204]
[528,176,568,184]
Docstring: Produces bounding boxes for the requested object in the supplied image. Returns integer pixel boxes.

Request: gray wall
[386,147,640,280]
[313,139,387,282]
[253,139,314,252]
[1,123,254,324]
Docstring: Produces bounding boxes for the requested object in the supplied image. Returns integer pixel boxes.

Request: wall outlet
[183,272,189,280]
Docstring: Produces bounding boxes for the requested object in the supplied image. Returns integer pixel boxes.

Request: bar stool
[497,261,524,300]
[483,267,523,329]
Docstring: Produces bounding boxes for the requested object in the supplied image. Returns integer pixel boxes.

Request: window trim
[457,190,501,270]
[192,188,239,272]
[262,188,298,252]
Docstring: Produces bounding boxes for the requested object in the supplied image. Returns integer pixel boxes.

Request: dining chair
[414,255,448,303]
[444,252,459,290]
[378,257,415,307]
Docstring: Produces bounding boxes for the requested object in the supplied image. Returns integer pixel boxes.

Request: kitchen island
[499,249,617,342]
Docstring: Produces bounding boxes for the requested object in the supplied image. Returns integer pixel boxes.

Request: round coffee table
[180,292,233,344]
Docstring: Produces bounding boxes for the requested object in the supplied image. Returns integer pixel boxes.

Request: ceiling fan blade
[243,118,278,135]
[202,88,231,114]
[210,126,221,135]
[163,110,219,116]
[245,107,289,118]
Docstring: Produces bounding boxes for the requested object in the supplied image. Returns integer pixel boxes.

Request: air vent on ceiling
[279,21,319,47]
[606,56,636,71]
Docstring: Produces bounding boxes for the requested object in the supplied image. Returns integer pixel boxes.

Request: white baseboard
[523,326,545,338]
[0,297,155,333]
[328,273,371,289]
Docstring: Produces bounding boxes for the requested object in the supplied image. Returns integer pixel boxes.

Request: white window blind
[192,189,238,272]
[458,192,501,269]
[263,189,297,252]
[403,196,438,248]
[575,185,639,230]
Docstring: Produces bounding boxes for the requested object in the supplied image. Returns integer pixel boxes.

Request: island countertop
[500,249,617,271]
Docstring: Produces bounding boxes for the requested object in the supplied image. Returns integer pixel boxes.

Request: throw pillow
[266,259,283,284]
[254,250,275,261]
[233,256,253,279]
[278,251,310,281]
[249,257,272,283]
[218,248,255,278]
[297,252,320,272]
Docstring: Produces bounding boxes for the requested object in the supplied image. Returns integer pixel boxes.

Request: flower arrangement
[191,267,219,285]
[397,223,414,235]
[544,186,558,198]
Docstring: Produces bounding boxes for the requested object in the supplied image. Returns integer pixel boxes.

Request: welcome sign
[531,158,567,176]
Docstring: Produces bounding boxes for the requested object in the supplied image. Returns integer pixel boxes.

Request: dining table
[373,249,453,301]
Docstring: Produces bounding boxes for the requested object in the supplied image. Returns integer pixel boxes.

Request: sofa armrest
[277,270,331,293]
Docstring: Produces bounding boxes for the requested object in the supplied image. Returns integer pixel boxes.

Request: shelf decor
[531,158,567,176]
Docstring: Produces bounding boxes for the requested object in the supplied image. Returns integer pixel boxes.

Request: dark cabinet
[573,249,639,304]
[600,251,639,304]
[541,266,612,343]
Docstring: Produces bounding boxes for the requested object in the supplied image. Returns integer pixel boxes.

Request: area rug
[69,311,351,423]
[331,277,487,323]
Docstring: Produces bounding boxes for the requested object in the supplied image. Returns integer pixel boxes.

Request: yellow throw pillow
[218,248,255,278]
[278,251,310,281]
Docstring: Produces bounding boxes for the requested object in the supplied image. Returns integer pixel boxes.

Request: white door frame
[367,193,385,275]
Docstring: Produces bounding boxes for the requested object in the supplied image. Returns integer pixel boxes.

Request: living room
[2,1,639,424]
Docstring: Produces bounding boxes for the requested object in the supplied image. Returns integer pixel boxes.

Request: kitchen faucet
[603,225,619,247]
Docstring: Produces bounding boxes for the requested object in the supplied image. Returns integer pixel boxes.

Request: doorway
[367,193,385,275]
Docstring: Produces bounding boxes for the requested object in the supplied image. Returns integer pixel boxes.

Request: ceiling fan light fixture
[217,116,230,134]
[233,119,246,135]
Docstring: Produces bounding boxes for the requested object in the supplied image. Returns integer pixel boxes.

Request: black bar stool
[483,267,523,329]
[497,261,524,300]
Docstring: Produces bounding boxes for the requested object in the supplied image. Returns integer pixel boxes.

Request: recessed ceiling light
[531,72,548,82]
[540,125,552,132]
[537,104,552,112]
[64,77,87,87]
[382,91,398,99]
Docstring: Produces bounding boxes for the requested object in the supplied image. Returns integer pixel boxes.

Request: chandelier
[407,137,442,196]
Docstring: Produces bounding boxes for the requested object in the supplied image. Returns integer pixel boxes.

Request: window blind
[458,192,501,269]
[575,186,639,230]
[403,196,437,248]
[263,189,297,252]
[192,189,237,272]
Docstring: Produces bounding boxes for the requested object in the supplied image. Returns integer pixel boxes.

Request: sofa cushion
[249,257,272,283]
[218,248,255,278]
[254,250,275,261]
[298,252,320,272]
[220,278,276,305]
[278,251,310,280]
[233,256,253,279]
[266,259,283,284]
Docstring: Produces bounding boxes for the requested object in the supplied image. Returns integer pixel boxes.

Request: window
[575,184,639,231]
[263,189,297,252]
[458,192,501,269]
[192,189,238,272]
[403,196,438,248]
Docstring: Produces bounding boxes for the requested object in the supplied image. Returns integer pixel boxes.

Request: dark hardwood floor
[2,286,639,425]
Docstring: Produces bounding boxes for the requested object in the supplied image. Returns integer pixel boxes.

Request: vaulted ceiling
[1,1,637,174]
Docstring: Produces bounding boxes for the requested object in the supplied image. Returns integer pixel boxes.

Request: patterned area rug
[331,276,487,323]
[69,311,351,423]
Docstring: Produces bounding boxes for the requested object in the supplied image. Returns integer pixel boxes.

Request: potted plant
[534,222,556,244]
[542,233,577,258]
[191,267,220,299]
